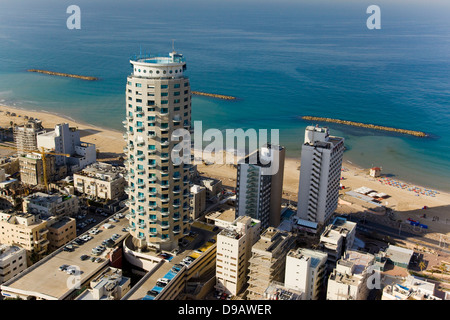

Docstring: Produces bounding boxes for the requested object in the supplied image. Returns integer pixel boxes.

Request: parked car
[80,255,89,261]
[95,257,103,263]
[146,290,159,297]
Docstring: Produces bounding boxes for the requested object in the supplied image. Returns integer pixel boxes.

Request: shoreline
[0,103,449,236]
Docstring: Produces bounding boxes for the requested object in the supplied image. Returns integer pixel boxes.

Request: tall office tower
[124,51,192,251]
[236,144,285,230]
[296,126,344,225]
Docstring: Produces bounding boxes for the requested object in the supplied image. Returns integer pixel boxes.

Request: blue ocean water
[0,0,449,191]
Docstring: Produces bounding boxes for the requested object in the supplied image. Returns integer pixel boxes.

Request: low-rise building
[23,192,79,218]
[285,248,328,300]
[199,177,222,201]
[263,280,302,300]
[76,267,131,300]
[45,216,77,252]
[0,211,49,263]
[73,162,126,200]
[190,184,206,220]
[382,275,441,300]
[0,244,27,284]
[326,250,375,300]
[319,217,356,268]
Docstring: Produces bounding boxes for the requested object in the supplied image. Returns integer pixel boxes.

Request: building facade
[326,250,375,300]
[46,216,77,252]
[246,227,295,299]
[297,126,344,225]
[236,145,285,230]
[284,248,328,300]
[23,192,79,218]
[73,162,126,200]
[124,51,192,251]
[13,119,45,154]
[190,184,206,220]
[0,211,49,263]
[0,244,27,284]
[215,216,260,296]
[37,123,96,172]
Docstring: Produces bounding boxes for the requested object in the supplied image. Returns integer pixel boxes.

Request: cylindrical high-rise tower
[124,51,192,251]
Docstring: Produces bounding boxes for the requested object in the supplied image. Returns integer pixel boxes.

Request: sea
[0,0,449,191]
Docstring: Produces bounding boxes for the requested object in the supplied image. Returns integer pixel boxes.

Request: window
[174,91,180,96]
[136,83,142,87]
[174,84,180,88]
[161,85,168,89]
[161,92,168,97]
[161,100,168,104]
[136,99,142,103]
[174,99,180,104]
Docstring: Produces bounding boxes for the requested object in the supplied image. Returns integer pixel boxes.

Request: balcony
[135,110,144,116]
[148,163,157,169]
[161,225,170,230]
[136,168,145,174]
[148,205,157,210]
[136,181,145,187]
[137,194,146,201]
[161,198,170,204]
[160,141,170,147]
[148,149,157,154]
[125,186,135,194]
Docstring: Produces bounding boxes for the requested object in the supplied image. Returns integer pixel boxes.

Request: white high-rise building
[124,50,192,251]
[297,126,344,225]
[284,248,328,300]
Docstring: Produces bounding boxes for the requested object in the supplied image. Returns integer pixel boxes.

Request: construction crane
[0,144,70,192]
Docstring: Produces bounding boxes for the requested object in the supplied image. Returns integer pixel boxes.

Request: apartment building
[326,250,375,300]
[319,217,356,268]
[124,51,192,251]
[0,211,49,263]
[0,244,27,284]
[215,216,261,295]
[190,184,206,220]
[297,126,344,225]
[13,119,45,154]
[46,216,76,252]
[284,248,328,300]
[263,281,303,300]
[37,123,96,172]
[73,162,126,200]
[236,145,285,230]
[23,192,79,218]
[246,227,295,300]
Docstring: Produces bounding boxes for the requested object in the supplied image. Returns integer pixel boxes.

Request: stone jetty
[191,91,236,100]
[302,116,427,137]
[27,69,98,81]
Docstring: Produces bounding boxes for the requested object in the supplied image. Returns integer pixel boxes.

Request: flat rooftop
[1,214,129,300]
[125,225,217,300]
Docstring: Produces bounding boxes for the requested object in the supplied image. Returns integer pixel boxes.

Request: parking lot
[1,212,129,300]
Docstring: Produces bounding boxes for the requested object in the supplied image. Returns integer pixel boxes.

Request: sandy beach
[1,103,449,239]
[0,104,125,161]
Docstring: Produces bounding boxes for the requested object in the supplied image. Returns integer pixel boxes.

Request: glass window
[161,85,168,89]
[136,83,142,87]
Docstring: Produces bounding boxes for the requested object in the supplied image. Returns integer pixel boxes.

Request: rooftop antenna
[139,44,142,58]
[171,39,176,53]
